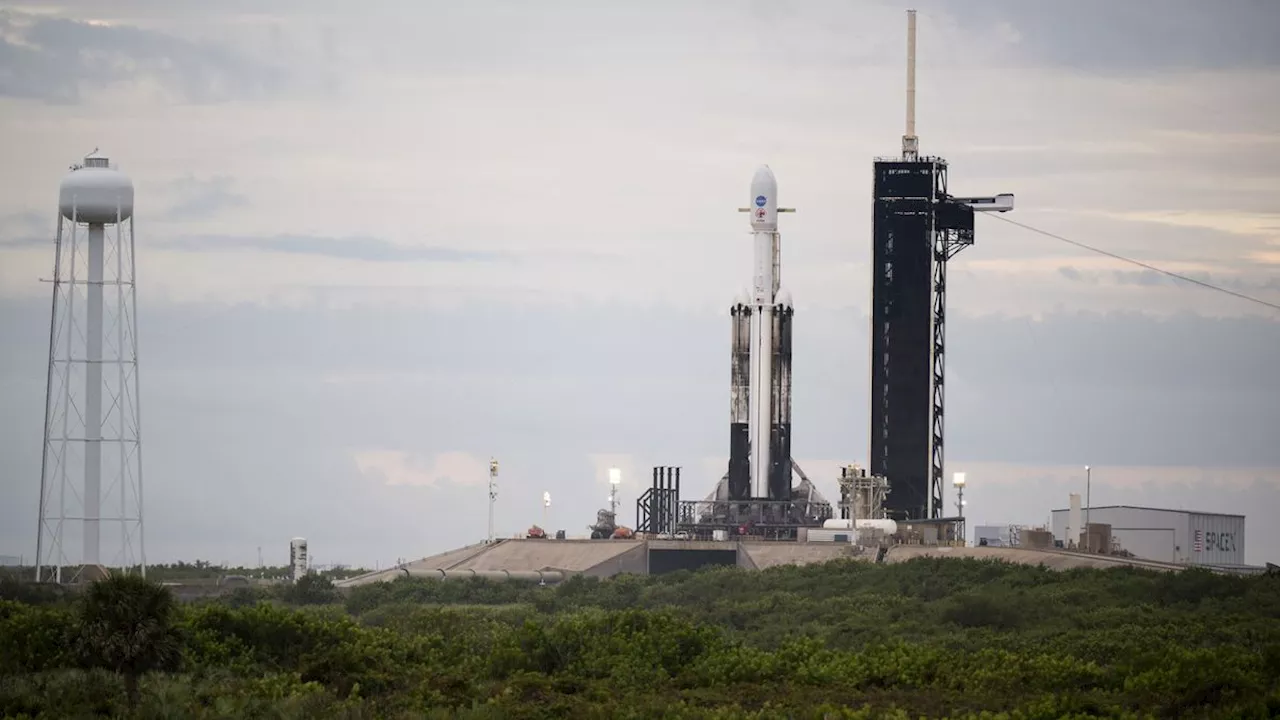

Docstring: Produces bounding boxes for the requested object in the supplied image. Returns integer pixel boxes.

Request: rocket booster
[729,166,794,501]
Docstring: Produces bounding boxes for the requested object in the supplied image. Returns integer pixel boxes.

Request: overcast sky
[1,0,1277,568]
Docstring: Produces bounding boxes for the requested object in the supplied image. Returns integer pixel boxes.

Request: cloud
[160,233,501,263]
[0,210,49,247]
[161,176,248,220]
[0,9,289,104]
[354,450,489,488]
[921,0,1280,74]
[1,293,1277,565]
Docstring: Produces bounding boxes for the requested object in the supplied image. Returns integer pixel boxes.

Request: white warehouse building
[1050,505,1245,567]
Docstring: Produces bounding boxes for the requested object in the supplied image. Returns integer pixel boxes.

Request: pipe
[404,568,565,583]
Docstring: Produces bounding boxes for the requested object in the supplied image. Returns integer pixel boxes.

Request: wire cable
[985,214,1280,313]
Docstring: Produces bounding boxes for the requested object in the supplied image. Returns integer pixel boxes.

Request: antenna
[902,9,919,160]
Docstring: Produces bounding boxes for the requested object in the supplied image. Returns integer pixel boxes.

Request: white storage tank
[289,537,308,582]
[822,518,898,534]
[59,156,134,224]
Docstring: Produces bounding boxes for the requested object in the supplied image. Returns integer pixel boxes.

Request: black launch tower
[870,158,976,520]
[870,10,1013,522]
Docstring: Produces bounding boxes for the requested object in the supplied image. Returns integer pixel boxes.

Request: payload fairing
[728,166,794,502]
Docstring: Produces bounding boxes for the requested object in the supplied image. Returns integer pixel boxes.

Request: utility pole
[488,458,499,544]
[1084,465,1091,550]
[952,472,966,545]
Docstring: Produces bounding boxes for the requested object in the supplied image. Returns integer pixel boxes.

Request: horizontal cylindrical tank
[822,518,898,534]
[856,519,898,535]
[402,568,565,583]
[59,157,134,224]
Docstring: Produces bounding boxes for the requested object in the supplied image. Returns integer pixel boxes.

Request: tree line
[2,558,1278,718]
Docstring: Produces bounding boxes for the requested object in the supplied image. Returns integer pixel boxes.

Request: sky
[1,0,1278,569]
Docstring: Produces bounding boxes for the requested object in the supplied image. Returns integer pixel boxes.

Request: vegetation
[2,558,1277,718]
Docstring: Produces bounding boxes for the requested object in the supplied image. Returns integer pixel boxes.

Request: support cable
[987,214,1280,313]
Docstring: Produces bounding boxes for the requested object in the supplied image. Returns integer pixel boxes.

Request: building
[974,525,1013,547]
[1050,505,1245,566]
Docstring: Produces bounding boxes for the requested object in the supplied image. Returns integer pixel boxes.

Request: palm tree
[76,574,182,711]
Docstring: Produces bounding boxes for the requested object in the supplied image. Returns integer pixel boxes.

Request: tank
[822,518,898,534]
[58,156,134,224]
[289,537,308,582]
[856,519,898,535]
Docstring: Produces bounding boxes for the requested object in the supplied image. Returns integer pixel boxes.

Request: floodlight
[609,467,622,485]
[952,472,966,487]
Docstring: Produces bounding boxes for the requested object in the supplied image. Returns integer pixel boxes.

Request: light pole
[542,491,551,530]
[1084,464,1091,549]
[1084,465,1091,525]
[952,472,966,545]
[488,458,499,544]
[608,467,622,517]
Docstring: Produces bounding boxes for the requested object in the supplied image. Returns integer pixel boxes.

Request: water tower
[35,151,146,583]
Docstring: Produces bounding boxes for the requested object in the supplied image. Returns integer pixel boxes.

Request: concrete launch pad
[335,538,1213,589]
[337,538,866,587]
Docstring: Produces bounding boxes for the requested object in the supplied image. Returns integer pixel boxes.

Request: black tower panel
[871,160,939,521]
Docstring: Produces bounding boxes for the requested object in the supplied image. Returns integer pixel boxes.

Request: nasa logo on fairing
[755,195,767,207]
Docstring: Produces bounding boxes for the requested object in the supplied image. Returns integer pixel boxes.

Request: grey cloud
[921,0,1280,74]
[0,10,288,104]
[161,176,249,220]
[1053,265,1280,295]
[161,234,498,263]
[0,211,51,247]
[1057,266,1084,282]
[1,297,1277,566]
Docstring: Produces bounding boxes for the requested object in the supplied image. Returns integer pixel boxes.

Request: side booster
[729,166,794,502]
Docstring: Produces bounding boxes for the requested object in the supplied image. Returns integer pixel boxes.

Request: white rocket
[729,166,794,501]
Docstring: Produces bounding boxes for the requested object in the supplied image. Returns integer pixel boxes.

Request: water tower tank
[58,156,134,224]
[289,537,308,582]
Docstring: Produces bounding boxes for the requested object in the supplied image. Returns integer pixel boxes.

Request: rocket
[729,166,794,502]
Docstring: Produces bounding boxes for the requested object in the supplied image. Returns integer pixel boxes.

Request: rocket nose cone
[751,165,777,196]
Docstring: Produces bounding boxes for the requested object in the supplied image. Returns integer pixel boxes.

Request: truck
[526,525,547,539]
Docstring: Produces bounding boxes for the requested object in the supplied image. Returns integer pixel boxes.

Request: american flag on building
[1193,530,1204,553]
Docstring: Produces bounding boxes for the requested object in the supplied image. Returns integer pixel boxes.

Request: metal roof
[1048,504,1244,519]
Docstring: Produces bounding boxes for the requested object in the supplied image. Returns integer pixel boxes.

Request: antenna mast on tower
[902,9,919,160]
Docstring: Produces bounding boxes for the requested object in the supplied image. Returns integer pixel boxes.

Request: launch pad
[641,10,1013,536]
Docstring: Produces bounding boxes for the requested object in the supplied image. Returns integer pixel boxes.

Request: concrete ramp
[882,545,1178,571]
[336,541,496,588]
[743,542,868,569]
[453,539,645,575]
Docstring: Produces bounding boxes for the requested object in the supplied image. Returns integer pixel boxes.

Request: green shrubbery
[2,558,1278,718]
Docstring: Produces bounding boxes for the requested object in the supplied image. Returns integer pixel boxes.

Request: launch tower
[870,11,1014,520]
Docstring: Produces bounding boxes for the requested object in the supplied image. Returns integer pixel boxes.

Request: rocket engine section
[769,295,794,501]
[729,298,752,501]
[727,165,795,503]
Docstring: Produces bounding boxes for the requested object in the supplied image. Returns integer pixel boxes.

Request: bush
[1,558,1276,717]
